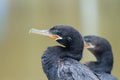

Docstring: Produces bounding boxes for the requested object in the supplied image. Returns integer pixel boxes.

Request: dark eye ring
[52,30,59,35]
[85,38,91,42]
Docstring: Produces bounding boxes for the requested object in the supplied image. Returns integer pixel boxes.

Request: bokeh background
[0,0,120,80]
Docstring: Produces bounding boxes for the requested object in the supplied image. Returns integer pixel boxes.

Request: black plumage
[30,25,99,80]
[84,35,117,80]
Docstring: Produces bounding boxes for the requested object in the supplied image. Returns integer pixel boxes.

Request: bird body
[95,72,117,80]
[42,46,99,80]
[84,35,117,80]
[29,25,99,80]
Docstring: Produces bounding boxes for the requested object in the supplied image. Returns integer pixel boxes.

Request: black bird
[84,35,117,80]
[29,25,99,80]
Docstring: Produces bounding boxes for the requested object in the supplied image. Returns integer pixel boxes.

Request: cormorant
[84,35,117,80]
[29,25,99,80]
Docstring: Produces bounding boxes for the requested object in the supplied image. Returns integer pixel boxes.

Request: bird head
[84,35,111,53]
[29,24,83,48]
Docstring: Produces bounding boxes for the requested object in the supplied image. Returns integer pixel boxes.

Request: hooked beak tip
[29,28,37,34]
[29,28,32,34]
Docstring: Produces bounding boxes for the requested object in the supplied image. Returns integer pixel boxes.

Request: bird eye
[84,38,91,42]
[52,30,58,35]
[52,30,60,35]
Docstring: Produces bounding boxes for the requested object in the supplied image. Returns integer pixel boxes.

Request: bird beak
[29,28,62,40]
[84,42,90,47]
[84,42,95,48]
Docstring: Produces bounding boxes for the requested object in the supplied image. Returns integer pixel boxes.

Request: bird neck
[42,45,83,79]
[93,50,113,73]
[65,40,84,61]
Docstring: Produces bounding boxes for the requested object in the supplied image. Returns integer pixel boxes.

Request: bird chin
[56,40,66,47]
[86,43,95,49]
[55,36,63,40]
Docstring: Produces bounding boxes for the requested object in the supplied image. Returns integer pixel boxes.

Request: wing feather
[57,58,99,80]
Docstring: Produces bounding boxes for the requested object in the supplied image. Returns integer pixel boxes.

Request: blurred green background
[0,0,120,80]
